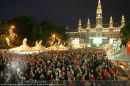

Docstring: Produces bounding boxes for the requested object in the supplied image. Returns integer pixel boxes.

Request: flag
[127,41,130,55]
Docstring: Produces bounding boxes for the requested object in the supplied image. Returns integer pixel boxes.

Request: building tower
[86,18,90,29]
[66,25,69,30]
[109,16,113,28]
[121,15,125,27]
[78,19,82,32]
[96,0,103,37]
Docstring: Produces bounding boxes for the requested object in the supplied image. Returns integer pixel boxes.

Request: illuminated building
[66,0,125,47]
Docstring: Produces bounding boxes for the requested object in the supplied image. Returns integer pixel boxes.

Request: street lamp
[11,25,15,29]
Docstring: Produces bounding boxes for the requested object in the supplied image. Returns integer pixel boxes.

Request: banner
[127,41,130,55]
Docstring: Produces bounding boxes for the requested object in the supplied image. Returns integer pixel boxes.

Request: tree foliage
[0,21,8,48]
[7,16,67,47]
[0,21,8,34]
[120,22,130,46]
[9,16,40,46]
[40,20,67,46]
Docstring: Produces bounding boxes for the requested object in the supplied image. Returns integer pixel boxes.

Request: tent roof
[115,51,130,61]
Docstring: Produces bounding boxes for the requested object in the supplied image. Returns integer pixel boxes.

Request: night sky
[0,0,130,29]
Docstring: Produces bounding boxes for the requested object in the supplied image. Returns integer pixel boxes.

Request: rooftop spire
[78,19,82,32]
[96,0,103,28]
[87,18,90,29]
[97,0,102,13]
[66,25,69,30]
[98,0,101,4]
[109,16,113,28]
[78,19,82,26]
[121,15,125,27]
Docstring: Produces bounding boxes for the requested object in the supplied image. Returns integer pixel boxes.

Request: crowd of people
[0,48,123,84]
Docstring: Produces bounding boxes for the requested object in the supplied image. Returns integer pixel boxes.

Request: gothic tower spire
[66,25,69,30]
[78,19,82,26]
[121,15,125,27]
[96,0,103,37]
[96,0,103,28]
[78,19,82,32]
[87,18,90,29]
[109,16,113,28]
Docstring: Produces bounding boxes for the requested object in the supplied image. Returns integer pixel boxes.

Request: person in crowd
[0,48,123,83]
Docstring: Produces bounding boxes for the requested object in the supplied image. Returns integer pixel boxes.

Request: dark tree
[40,20,67,46]
[120,22,130,46]
[3,16,67,47]
[0,21,8,48]
[9,16,40,46]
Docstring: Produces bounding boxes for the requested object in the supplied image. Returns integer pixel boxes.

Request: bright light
[87,44,91,47]
[93,37,102,44]
[109,38,113,44]
[72,38,79,45]
[109,38,117,44]
[71,38,81,48]
[11,61,19,71]
[52,34,56,38]
[11,25,15,29]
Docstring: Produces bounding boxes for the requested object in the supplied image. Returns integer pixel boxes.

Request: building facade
[66,0,125,47]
